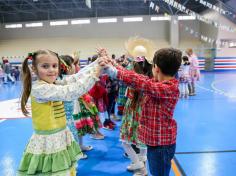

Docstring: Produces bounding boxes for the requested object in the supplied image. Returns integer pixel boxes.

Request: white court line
[0,98,31,119]
[197,77,236,99]
[0,119,6,123]
[211,79,229,94]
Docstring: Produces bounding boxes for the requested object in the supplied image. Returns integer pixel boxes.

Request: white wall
[0,16,170,61]
[0,15,206,62]
[179,20,202,49]
[0,37,170,62]
[216,15,236,57]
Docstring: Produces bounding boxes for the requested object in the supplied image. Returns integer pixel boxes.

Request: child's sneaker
[103,119,115,130]
[103,124,111,130]
[133,167,147,176]
[138,155,147,162]
[127,161,144,172]
[90,134,105,140]
[108,120,116,126]
[123,152,129,158]
[133,161,147,176]
[80,145,93,152]
[103,123,114,130]
[80,153,88,160]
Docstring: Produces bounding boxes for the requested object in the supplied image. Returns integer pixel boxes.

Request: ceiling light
[97,18,117,23]
[50,20,68,26]
[25,22,43,27]
[71,19,90,24]
[123,17,143,22]
[151,16,171,21]
[5,24,22,28]
[178,16,196,20]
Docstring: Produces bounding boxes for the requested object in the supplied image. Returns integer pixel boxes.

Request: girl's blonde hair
[20,49,59,116]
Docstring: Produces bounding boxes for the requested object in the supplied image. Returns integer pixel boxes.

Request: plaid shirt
[117,67,179,146]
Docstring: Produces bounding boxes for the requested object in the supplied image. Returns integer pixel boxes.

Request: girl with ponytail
[18,49,107,176]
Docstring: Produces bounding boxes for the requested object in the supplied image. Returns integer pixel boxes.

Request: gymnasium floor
[0,71,235,176]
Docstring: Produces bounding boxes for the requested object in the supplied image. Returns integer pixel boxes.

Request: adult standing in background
[186,48,200,96]
[2,58,15,84]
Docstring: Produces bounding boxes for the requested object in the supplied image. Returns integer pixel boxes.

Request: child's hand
[98,56,110,67]
[96,47,108,57]
[102,65,117,79]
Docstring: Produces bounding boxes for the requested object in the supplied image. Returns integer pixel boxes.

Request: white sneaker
[80,153,88,160]
[133,162,147,176]
[138,155,147,162]
[127,161,144,171]
[133,168,147,176]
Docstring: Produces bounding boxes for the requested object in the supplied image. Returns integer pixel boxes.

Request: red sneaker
[103,124,114,130]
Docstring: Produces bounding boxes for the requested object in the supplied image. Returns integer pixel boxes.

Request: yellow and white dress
[18,61,100,176]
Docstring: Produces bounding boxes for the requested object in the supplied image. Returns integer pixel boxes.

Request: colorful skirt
[117,85,127,106]
[18,127,82,176]
[120,99,146,148]
[73,99,101,136]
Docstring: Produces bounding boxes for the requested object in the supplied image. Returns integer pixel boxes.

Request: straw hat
[125,36,155,64]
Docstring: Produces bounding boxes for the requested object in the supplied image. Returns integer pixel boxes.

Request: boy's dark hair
[111,54,116,59]
[182,56,188,62]
[153,48,182,76]
[182,56,190,66]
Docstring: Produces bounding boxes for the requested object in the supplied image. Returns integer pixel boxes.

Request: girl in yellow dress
[18,49,107,176]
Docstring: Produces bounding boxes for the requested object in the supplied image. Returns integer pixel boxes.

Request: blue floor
[174,71,236,176]
[0,71,236,176]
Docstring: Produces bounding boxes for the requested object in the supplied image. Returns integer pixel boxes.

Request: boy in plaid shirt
[105,48,182,176]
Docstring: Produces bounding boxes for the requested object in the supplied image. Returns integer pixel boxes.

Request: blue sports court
[0,70,236,176]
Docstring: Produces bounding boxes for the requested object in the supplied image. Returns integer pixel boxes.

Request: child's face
[34,54,59,84]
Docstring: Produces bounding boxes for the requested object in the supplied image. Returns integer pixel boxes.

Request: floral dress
[120,88,145,148]
[18,60,100,176]
[64,101,80,143]
[73,93,102,136]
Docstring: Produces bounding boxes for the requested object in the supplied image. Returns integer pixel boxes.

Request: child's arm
[31,68,100,102]
[56,59,99,85]
[114,66,178,98]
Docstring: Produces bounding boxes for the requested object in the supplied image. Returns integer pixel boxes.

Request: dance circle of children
[17,37,199,176]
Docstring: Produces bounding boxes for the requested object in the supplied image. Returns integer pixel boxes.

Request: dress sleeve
[32,67,99,102]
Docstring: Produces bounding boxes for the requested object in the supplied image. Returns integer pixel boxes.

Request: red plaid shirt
[117,67,179,146]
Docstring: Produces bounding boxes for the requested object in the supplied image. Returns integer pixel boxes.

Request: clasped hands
[96,47,117,78]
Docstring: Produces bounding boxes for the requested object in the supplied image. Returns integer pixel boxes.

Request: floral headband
[27,52,35,60]
[134,56,145,62]
[60,58,69,73]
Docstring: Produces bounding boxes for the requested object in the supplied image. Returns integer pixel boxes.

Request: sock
[122,142,139,164]
[139,148,147,161]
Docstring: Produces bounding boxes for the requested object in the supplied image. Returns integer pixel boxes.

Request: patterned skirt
[120,99,145,148]
[18,127,82,176]
[73,99,102,136]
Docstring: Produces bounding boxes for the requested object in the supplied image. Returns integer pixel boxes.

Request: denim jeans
[147,144,176,176]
